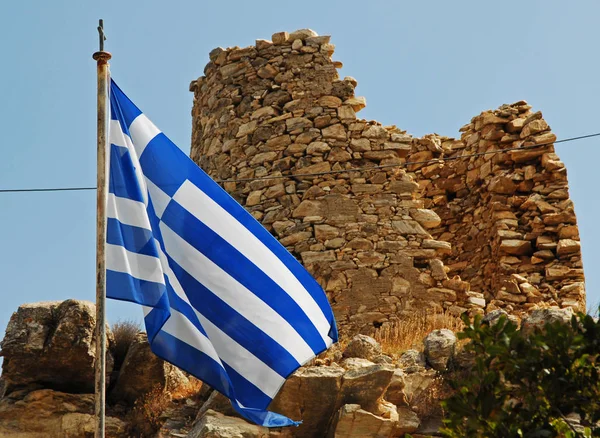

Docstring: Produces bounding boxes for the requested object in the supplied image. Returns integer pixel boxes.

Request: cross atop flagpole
[92,19,111,438]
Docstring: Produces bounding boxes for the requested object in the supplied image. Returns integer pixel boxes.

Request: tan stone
[111,333,192,405]
[407,151,433,171]
[557,239,580,256]
[0,390,127,438]
[301,251,336,264]
[488,176,517,194]
[330,404,398,438]
[500,239,532,255]
[236,120,257,137]
[322,123,347,140]
[410,209,442,228]
[189,410,269,438]
[521,119,550,138]
[270,366,344,438]
[392,220,430,236]
[0,300,113,394]
[345,96,367,112]
[363,125,388,139]
[318,95,343,108]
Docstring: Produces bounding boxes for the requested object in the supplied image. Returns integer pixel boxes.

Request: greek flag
[106,79,338,427]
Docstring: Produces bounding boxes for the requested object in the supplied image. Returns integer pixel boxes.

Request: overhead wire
[1,132,599,193]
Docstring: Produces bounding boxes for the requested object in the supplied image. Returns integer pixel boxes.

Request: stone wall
[189,29,585,335]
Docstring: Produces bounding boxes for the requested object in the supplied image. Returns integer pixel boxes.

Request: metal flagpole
[92,19,111,438]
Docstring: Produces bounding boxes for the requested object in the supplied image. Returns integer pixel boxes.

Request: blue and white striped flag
[106,80,338,427]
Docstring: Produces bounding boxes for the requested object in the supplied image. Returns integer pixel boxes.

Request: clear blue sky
[1,0,599,339]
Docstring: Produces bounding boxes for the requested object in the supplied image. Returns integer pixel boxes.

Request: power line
[0,186,96,193]
[1,132,599,193]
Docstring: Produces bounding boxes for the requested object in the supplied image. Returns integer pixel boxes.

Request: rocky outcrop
[0,300,113,394]
[188,410,269,438]
[423,329,456,371]
[0,298,580,437]
[342,334,382,361]
[520,307,573,335]
[270,365,345,437]
[0,389,126,437]
[110,332,194,404]
[189,28,585,336]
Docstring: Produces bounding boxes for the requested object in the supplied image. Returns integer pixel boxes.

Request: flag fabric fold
[106,79,338,427]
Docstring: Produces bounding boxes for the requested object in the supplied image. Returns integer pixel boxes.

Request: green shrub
[440,310,600,438]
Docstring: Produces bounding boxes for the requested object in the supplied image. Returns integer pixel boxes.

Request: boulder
[342,335,382,361]
[482,309,519,327]
[329,404,397,438]
[341,358,376,371]
[188,409,269,438]
[521,307,573,336]
[403,369,438,406]
[394,406,421,436]
[269,365,344,438]
[0,300,113,394]
[110,332,192,404]
[398,350,426,373]
[423,329,456,371]
[0,389,127,437]
[384,369,408,407]
[339,364,395,414]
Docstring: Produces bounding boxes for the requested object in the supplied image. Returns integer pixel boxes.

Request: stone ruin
[189,28,586,335]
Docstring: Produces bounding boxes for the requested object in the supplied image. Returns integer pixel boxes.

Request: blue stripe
[109,144,144,203]
[166,254,300,378]
[162,201,327,354]
[144,293,171,341]
[138,134,190,196]
[106,269,166,308]
[106,218,157,257]
[110,80,142,128]
[163,279,209,338]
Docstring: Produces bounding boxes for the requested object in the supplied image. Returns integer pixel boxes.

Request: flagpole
[92,19,111,438]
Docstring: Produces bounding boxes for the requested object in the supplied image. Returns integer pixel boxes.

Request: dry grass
[373,309,464,357]
[128,384,171,437]
[111,319,141,370]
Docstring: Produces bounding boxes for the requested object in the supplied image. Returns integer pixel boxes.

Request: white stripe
[154,240,283,396]
[109,120,129,148]
[154,237,286,394]
[146,178,171,219]
[106,193,150,229]
[196,313,285,398]
[160,309,223,367]
[159,223,316,364]
[173,180,332,342]
[106,243,164,284]
[129,114,160,156]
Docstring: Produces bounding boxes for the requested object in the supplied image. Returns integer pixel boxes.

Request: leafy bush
[440,310,600,437]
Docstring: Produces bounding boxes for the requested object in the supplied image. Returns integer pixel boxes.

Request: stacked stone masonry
[189,29,585,335]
